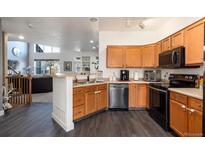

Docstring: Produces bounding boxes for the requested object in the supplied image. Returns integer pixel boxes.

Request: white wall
[156,17,201,40]
[8,41,29,73]
[99,18,203,79]
[29,43,98,74]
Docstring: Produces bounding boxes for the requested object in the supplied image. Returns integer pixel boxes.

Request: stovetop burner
[149,82,170,90]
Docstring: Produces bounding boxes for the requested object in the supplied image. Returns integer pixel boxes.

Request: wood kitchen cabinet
[129,83,148,109]
[171,30,184,49]
[170,92,203,137]
[185,20,204,66]
[107,46,124,68]
[161,37,171,52]
[96,85,108,110]
[73,84,108,121]
[125,46,142,67]
[170,100,188,136]
[154,41,161,67]
[142,45,155,68]
[128,83,138,108]
[85,90,97,115]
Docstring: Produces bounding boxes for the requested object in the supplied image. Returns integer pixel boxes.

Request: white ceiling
[1,17,192,52]
[1,17,99,52]
[99,17,173,31]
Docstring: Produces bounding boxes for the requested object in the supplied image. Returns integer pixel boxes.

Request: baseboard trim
[52,113,74,132]
[0,110,4,116]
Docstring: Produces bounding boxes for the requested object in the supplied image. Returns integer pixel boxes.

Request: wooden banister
[6,75,32,106]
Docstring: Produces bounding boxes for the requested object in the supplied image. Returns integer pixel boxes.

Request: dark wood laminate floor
[0,103,173,137]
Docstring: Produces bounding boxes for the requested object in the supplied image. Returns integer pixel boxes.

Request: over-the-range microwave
[159,46,185,68]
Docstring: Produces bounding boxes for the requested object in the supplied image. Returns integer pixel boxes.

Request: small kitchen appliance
[133,72,139,81]
[120,70,129,81]
[144,70,161,82]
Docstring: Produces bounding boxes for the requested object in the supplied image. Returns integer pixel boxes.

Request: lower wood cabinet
[170,99,188,136]
[129,83,148,109]
[73,84,107,121]
[85,90,97,115]
[170,92,203,137]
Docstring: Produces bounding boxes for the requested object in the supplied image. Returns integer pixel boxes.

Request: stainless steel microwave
[159,46,185,68]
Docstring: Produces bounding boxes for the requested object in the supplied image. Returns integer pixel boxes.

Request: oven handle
[149,86,168,93]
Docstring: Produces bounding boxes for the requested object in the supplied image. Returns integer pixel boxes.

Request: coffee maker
[120,70,129,81]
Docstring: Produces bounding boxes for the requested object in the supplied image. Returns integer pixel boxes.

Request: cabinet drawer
[170,92,187,105]
[84,85,98,92]
[98,84,107,90]
[73,105,85,120]
[73,87,85,94]
[73,93,85,107]
[188,97,203,112]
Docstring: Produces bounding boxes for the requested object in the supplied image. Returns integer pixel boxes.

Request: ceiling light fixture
[90,40,94,43]
[90,17,98,22]
[92,46,96,50]
[18,35,24,40]
[138,23,145,29]
[28,24,33,29]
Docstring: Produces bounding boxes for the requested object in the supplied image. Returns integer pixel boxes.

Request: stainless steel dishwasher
[109,84,128,110]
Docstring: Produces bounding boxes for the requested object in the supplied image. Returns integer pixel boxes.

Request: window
[34,59,60,75]
[34,44,60,53]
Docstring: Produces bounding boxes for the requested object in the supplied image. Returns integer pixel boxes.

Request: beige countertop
[73,80,162,88]
[168,88,203,100]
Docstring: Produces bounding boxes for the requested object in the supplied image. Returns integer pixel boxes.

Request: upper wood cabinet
[185,20,204,66]
[154,41,161,67]
[125,46,142,67]
[142,44,155,67]
[171,30,184,49]
[161,37,171,52]
[107,46,124,68]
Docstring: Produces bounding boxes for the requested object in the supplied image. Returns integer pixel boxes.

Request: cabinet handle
[187,108,195,114]
[94,91,101,94]
[181,105,186,111]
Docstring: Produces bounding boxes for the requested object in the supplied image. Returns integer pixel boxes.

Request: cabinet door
[171,30,184,49]
[73,93,85,107]
[85,91,97,115]
[97,89,107,110]
[136,84,147,108]
[170,100,188,136]
[128,83,138,108]
[142,45,155,67]
[125,47,142,67]
[161,37,171,52]
[185,20,204,65]
[187,109,203,137]
[107,46,124,68]
[154,42,161,67]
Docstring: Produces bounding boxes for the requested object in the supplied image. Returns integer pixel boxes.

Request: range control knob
[189,76,193,80]
[185,76,188,79]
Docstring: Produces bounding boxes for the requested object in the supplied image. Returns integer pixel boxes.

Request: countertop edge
[168,88,203,100]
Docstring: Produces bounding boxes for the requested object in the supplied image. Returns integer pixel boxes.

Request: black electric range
[148,74,198,131]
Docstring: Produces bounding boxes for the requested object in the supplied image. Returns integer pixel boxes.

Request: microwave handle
[171,50,176,64]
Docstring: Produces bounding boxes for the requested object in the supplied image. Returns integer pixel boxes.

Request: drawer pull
[181,105,186,111]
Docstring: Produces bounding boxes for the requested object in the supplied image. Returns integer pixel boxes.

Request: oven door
[149,86,169,130]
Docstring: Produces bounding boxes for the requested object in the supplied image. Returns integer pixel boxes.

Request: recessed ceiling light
[90,40,94,43]
[92,46,96,50]
[18,35,24,40]
[90,18,98,22]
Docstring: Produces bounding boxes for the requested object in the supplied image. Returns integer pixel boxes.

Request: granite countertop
[168,88,203,100]
[73,80,162,88]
